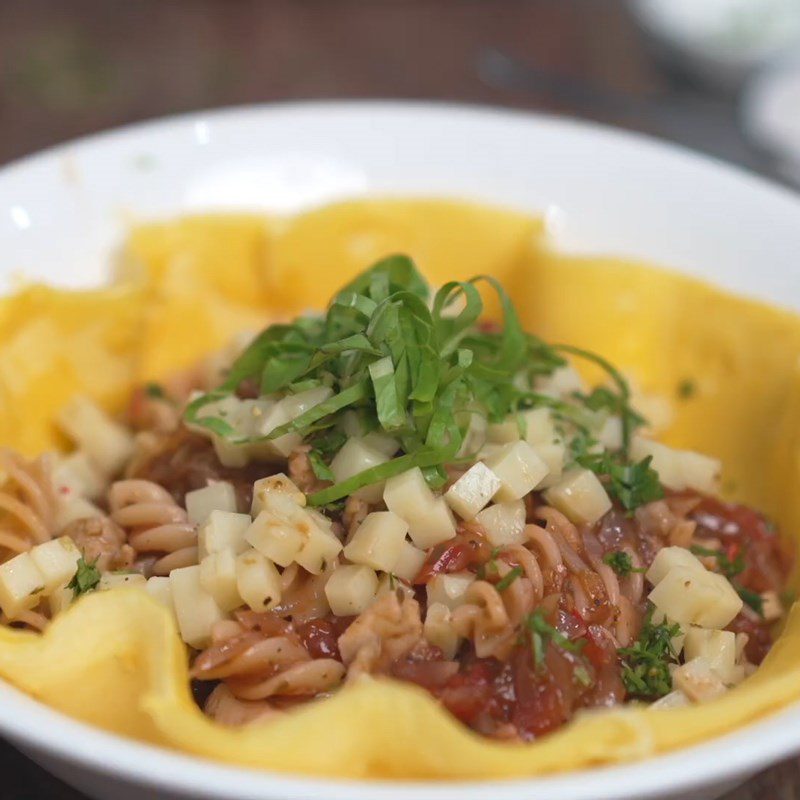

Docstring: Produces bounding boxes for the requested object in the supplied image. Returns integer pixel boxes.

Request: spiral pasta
[108,479,198,575]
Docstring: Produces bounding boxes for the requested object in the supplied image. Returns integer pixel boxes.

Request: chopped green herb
[689,544,745,580]
[576,447,664,512]
[602,551,646,577]
[618,608,682,699]
[144,382,165,399]
[523,610,585,671]
[495,566,523,592]
[307,449,335,482]
[736,586,764,617]
[677,379,696,400]
[573,664,593,687]
[67,556,101,597]
[388,572,397,590]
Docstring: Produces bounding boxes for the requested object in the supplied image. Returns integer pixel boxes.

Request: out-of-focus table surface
[0,1,796,798]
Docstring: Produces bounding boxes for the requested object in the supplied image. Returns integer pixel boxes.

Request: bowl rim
[0,99,799,798]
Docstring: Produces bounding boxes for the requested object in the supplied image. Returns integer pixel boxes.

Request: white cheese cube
[679,451,721,495]
[98,572,147,591]
[245,509,304,567]
[392,540,427,582]
[646,546,705,587]
[185,482,237,525]
[280,385,334,419]
[344,511,408,572]
[521,407,556,445]
[198,511,251,559]
[445,463,502,521]
[235,550,282,612]
[54,496,104,530]
[544,468,612,525]
[200,550,243,611]
[362,431,400,457]
[649,566,742,629]
[487,417,520,444]
[212,435,251,469]
[330,437,390,503]
[673,657,727,703]
[456,407,488,458]
[145,576,174,611]
[427,572,475,611]
[531,442,565,488]
[631,437,720,494]
[684,628,737,684]
[483,440,548,502]
[383,468,457,549]
[535,365,585,398]
[651,689,691,710]
[169,565,227,648]
[324,565,378,615]
[760,590,783,623]
[29,537,81,594]
[424,602,459,659]
[52,452,106,500]
[294,524,343,575]
[251,473,305,516]
[474,499,527,546]
[0,552,46,618]
[253,403,302,458]
[57,396,134,476]
[598,416,623,450]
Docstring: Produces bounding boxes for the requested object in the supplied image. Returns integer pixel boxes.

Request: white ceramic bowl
[0,102,799,800]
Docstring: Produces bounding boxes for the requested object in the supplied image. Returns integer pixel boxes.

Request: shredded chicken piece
[342,495,370,542]
[60,516,134,572]
[287,444,325,495]
[338,592,423,680]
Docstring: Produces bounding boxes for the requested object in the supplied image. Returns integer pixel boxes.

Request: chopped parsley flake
[495,566,523,592]
[524,610,585,671]
[602,551,646,577]
[67,556,101,597]
[618,609,682,699]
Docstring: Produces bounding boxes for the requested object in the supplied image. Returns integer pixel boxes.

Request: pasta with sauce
[0,199,797,778]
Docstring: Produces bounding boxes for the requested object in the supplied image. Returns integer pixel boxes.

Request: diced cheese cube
[294,524,343,575]
[251,473,305,515]
[393,540,427,582]
[384,468,457,549]
[649,566,742,629]
[29,537,81,593]
[362,431,400,457]
[456,406,488,458]
[330,437,390,503]
[521,407,556,445]
[646,546,705,587]
[280,385,334,419]
[344,511,409,572]
[531,442,565,488]
[198,511,251,559]
[427,572,475,610]
[145,576,174,611]
[444,462,502,520]
[245,509,304,567]
[200,550,243,611]
[760,590,783,622]
[631,437,720,494]
[52,452,106,500]
[212,436,251,469]
[651,689,691,710]
[598,416,623,450]
[474,500,526,546]
[684,627,737,684]
[98,572,147,591]
[483,440,548,502]
[185,482,237,525]
[169,565,227,648]
[48,584,73,616]
[0,552,46,618]
[235,550,282,612]
[544,468,612,525]
[672,657,727,703]
[424,602,459,659]
[535,365,585,398]
[253,403,302,459]
[487,417,520,444]
[57,396,134,476]
[324,565,378,615]
[54,496,104,530]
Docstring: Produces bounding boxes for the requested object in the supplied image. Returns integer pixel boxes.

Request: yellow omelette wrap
[0,198,797,779]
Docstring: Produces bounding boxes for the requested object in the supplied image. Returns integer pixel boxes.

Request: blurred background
[1,1,800,798]
[2,0,800,184]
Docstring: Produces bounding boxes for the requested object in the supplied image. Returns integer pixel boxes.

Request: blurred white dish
[0,101,799,800]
